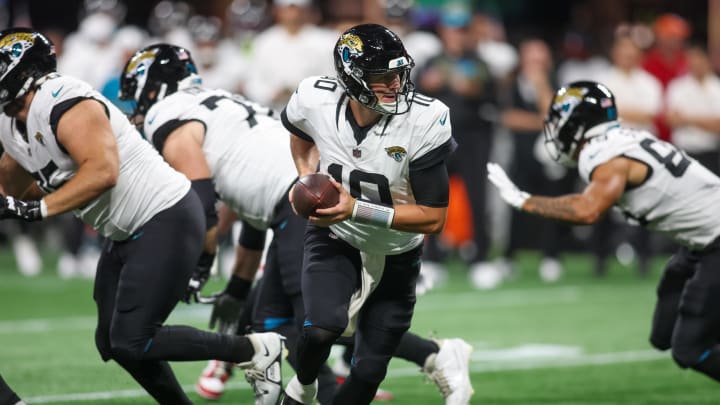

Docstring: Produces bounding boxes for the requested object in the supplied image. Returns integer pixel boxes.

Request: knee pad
[303,326,342,349]
[109,337,146,363]
[109,323,149,363]
[671,344,708,369]
[351,356,389,386]
[671,282,713,369]
[657,252,696,296]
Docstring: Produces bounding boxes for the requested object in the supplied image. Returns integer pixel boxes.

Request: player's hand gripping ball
[291,174,341,218]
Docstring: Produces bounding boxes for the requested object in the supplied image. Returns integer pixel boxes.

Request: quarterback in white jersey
[0,29,284,404]
[280,24,468,405]
[488,81,720,385]
[283,74,454,255]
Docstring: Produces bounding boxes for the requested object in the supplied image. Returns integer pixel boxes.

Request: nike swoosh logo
[263,343,269,356]
[439,112,448,126]
[146,115,156,125]
[51,86,63,97]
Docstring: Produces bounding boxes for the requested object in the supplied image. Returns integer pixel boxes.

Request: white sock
[285,375,317,404]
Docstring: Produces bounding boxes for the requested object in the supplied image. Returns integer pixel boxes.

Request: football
[291,173,340,218]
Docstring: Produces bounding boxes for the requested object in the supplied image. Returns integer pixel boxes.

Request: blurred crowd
[3,0,718,289]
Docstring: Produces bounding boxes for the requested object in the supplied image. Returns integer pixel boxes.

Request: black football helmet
[0,28,56,108]
[333,23,415,115]
[119,43,200,119]
[543,81,619,166]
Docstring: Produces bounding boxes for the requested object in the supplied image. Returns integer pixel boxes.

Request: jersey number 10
[327,163,393,205]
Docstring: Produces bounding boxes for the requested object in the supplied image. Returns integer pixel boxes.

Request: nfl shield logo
[353,148,362,158]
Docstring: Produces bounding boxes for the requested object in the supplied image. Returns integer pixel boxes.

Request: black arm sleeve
[238,220,267,251]
[191,179,218,229]
[408,138,458,171]
[409,161,450,207]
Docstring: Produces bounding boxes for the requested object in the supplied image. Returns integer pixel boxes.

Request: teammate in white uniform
[0,29,282,405]
[281,24,471,405]
[488,80,720,384]
[121,43,474,405]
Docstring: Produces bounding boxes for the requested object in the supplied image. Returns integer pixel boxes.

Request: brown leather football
[291,173,340,218]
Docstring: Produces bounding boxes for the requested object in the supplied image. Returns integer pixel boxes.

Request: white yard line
[24,348,668,403]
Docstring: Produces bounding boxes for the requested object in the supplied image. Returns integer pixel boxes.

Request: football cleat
[241,332,286,405]
[195,360,234,400]
[423,338,474,405]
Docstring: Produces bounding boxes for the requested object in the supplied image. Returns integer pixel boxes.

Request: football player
[0,29,283,405]
[488,80,720,383]
[281,24,470,404]
[120,43,474,405]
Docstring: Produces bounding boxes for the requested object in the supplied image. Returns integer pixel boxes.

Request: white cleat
[424,338,474,405]
[196,360,234,400]
[242,332,286,405]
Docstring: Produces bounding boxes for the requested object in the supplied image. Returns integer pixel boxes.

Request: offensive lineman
[281,24,467,404]
[488,80,720,383]
[0,29,283,405]
[120,43,474,405]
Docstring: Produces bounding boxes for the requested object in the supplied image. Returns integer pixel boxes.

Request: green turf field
[1,250,717,404]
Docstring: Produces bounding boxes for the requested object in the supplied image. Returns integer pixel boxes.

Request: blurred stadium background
[1,0,720,403]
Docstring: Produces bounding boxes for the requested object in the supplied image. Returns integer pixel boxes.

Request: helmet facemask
[543,106,585,168]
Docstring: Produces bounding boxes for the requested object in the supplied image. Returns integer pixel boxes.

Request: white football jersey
[144,87,298,230]
[282,76,455,255]
[0,75,189,240]
[578,126,720,249]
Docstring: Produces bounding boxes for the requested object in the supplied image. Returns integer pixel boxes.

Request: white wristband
[40,199,48,218]
[351,199,395,228]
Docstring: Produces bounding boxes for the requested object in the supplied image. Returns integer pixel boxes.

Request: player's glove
[209,275,252,335]
[0,195,44,221]
[184,251,215,303]
[487,162,530,210]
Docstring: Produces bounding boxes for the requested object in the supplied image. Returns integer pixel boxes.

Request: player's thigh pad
[301,224,361,333]
[657,247,698,297]
[360,245,422,332]
[252,269,296,331]
[271,204,307,294]
[650,248,698,350]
